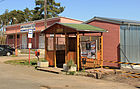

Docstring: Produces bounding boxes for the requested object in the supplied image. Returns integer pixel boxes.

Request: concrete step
[36,67,63,74]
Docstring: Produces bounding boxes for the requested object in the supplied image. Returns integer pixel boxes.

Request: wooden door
[68,37,77,63]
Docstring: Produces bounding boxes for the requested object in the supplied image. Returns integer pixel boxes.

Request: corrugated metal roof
[84,16,140,25]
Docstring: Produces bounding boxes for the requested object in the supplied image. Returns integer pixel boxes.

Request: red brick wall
[88,20,120,67]
[35,32,39,49]
[7,34,21,48]
[5,17,82,49]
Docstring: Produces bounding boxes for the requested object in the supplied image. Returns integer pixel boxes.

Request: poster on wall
[87,41,96,59]
[81,41,97,59]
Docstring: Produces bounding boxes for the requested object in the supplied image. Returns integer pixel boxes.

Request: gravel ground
[0,63,137,89]
[101,68,140,88]
[0,56,139,89]
[0,54,44,62]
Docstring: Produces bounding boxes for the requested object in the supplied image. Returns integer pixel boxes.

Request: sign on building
[28,29,33,38]
[20,24,35,32]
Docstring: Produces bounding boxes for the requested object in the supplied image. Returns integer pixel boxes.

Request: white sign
[28,29,33,38]
[28,43,32,48]
[28,34,33,38]
[20,24,35,32]
[28,29,33,34]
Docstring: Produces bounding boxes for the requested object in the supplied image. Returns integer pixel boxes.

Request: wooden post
[101,33,104,69]
[20,34,22,49]
[90,36,92,41]
[53,33,57,68]
[15,28,18,56]
[77,32,80,71]
[65,33,68,64]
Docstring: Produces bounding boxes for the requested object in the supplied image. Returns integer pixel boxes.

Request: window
[17,34,20,38]
[33,33,35,38]
[47,38,54,50]
[8,35,14,39]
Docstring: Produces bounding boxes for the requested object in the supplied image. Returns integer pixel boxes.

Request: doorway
[22,34,27,49]
[56,37,77,68]
[56,37,65,68]
[68,37,77,63]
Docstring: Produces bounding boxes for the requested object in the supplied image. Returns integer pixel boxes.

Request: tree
[24,8,32,22]
[0,0,65,25]
[33,0,65,20]
[9,10,25,24]
[0,9,26,26]
[0,9,10,28]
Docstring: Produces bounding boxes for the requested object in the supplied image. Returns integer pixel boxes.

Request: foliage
[0,0,65,29]
[67,59,76,69]
[0,9,29,27]
[34,0,65,20]
[67,71,75,75]
[4,58,45,66]
[41,59,47,62]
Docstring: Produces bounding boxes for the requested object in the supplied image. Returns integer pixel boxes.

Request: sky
[0,0,140,21]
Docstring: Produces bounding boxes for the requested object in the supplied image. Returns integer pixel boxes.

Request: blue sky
[0,0,140,21]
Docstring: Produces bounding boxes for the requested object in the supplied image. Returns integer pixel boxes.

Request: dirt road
[0,61,137,89]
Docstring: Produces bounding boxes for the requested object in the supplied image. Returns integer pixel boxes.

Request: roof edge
[60,16,83,22]
[5,17,60,28]
[84,16,140,25]
[6,16,83,28]
[83,17,122,24]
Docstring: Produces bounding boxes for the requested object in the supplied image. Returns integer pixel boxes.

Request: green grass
[4,58,46,66]
[11,55,17,57]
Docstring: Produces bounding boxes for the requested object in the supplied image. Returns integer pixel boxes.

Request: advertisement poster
[81,41,96,59]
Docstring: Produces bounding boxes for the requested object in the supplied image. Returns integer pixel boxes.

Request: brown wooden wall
[46,51,54,66]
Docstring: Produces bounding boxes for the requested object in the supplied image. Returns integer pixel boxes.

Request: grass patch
[11,55,17,57]
[4,58,46,66]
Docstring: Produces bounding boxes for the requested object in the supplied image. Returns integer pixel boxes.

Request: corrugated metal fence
[120,25,140,68]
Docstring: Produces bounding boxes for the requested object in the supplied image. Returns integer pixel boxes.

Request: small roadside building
[84,16,140,68]
[42,22,106,70]
[5,17,83,49]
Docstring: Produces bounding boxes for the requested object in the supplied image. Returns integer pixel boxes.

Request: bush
[67,59,76,69]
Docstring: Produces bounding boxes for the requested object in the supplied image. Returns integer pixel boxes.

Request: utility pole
[44,0,47,61]
[44,0,47,28]
[2,25,5,44]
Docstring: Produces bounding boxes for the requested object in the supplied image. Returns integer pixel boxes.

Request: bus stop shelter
[42,22,106,71]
